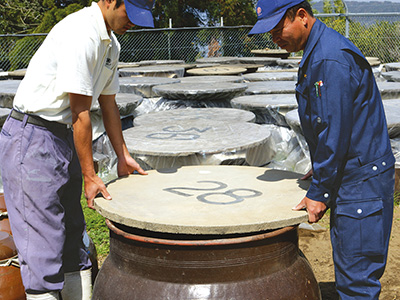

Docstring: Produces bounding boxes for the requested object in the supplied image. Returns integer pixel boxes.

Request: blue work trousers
[330,167,395,299]
[0,113,91,293]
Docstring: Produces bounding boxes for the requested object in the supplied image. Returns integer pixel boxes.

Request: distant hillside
[313,1,400,13]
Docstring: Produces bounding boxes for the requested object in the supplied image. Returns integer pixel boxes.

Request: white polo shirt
[14,2,120,124]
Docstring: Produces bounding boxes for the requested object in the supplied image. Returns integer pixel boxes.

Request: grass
[81,197,110,264]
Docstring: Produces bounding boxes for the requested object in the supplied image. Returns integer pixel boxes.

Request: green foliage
[7,1,86,71]
[395,191,400,206]
[0,0,46,34]
[81,197,110,261]
[152,0,257,28]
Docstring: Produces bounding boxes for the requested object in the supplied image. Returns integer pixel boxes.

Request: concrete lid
[377,81,400,100]
[123,120,270,156]
[133,107,256,126]
[179,75,244,84]
[94,166,309,234]
[231,94,298,110]
[195,57,240,64]
[245,81,297,95]
[243,72,298,82]
[187,66,247,76]
[152,82,248,101]
[119,66,185,78]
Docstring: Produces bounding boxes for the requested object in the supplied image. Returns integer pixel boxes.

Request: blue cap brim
[125,1,155,28]
[248,10,285,36]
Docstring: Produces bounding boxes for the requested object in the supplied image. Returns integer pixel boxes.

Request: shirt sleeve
[305,58,356,202]
[56,33,98,97]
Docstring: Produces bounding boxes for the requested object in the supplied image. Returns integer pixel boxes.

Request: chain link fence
[1,13,400,72]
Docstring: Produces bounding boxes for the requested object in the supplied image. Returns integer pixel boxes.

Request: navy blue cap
[125,0,155,28]
[249,0,304,35]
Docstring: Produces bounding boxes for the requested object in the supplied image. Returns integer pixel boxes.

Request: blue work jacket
[295,19,395,203]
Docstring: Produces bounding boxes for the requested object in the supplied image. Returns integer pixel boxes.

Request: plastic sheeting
[0,80,21,109]
[92,121,312,183]
[119,77,180,98]
[230,94,298,126]
[377,81,400,100]
[0,108,11,127]
[382,99,400,138]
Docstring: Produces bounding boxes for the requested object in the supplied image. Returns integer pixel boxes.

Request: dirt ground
[299,206,400,300]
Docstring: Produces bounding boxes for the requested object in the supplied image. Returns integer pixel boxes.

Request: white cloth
[14,2,120,124]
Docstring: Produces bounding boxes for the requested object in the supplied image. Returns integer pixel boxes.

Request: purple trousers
[0,113,91,293]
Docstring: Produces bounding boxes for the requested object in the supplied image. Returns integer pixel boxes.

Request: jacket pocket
[336,199,384,256]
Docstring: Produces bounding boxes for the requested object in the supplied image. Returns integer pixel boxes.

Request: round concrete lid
[152,82,248,100]
[95,165,309,234]
[123,120,270,156]
[133,107,256,126]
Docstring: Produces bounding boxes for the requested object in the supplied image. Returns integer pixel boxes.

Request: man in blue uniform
[250,1,395,299]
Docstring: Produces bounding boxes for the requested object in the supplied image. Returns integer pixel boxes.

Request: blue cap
[249,0,304,35]
[125,0,155,28]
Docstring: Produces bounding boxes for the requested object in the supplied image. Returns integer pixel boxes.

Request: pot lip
[0,231,18,260]
[106,219,296,247]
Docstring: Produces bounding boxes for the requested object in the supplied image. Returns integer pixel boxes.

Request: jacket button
[324,193,329,198]
[357,209,363,214]
[382,161,386,166]
[316,117,322,123]
[372,165,378,171]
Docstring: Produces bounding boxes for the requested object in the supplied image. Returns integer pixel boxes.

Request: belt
[10,110,69,132]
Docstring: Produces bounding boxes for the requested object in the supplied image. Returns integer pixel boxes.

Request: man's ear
[297,8,308,27]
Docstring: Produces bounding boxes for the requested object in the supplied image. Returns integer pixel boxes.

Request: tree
[0,0,46,34]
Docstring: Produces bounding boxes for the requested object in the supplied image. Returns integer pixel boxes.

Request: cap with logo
[125,0,155,28]
[249,0,304,35]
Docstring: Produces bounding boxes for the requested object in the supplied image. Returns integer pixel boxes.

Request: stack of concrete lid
[95,166,309,234]
[122,119,273,169]
[231,94,298,125]
[119,77,180,98]
[152,82,248,110]
[245,81,297,95]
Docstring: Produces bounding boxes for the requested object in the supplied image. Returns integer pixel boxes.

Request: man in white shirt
[0,1,155,299]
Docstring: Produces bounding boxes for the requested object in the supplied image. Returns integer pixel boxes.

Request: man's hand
[117,155,147,177]
[293,196,327,223]
[84,174,112,209]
